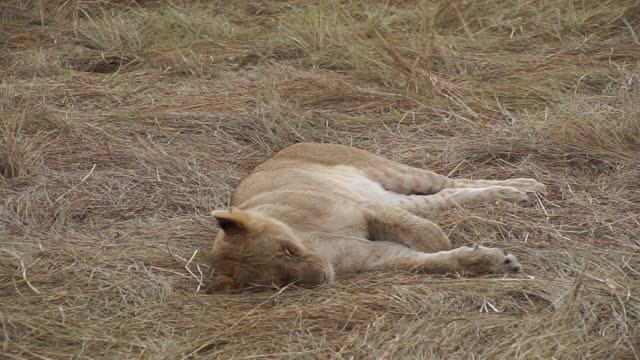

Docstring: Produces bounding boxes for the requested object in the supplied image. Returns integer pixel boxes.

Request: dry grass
[1,0,639,358]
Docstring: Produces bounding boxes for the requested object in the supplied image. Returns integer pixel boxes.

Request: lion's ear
[211,207,251,236]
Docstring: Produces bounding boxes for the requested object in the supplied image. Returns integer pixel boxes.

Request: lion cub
[208,143,545,291]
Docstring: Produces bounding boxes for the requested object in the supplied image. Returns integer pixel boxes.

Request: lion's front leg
[370,242,521,275]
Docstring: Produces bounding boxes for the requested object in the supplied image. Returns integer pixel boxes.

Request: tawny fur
[207,143,545,292]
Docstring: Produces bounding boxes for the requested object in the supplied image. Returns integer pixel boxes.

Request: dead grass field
[1,0,639,358]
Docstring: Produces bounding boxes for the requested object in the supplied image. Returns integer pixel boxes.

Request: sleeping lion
[207,143,545,292]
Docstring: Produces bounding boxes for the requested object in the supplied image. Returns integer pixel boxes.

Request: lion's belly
[320,165,403,206]
[234,164,405,209]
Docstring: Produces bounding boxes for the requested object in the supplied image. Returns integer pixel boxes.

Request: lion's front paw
[502,178,546,195]
[452,245,521,274]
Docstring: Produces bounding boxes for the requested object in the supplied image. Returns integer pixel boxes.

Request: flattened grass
[1,0,639,358]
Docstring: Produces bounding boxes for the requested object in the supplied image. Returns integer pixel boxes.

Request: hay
[1,0,639,358]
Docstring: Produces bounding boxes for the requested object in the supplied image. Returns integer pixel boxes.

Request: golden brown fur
[207,143,546,291]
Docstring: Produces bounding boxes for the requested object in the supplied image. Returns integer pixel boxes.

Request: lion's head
[207,207,334,292]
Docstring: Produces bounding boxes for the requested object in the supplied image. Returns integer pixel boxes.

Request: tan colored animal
[207,143,545,292]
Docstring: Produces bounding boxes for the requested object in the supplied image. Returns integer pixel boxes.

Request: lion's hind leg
[393,186,531,213]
